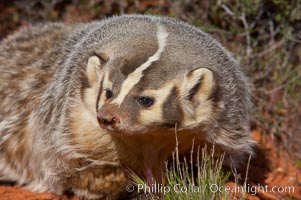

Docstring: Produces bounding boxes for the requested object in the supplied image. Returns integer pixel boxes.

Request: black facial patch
[163,86,182,127]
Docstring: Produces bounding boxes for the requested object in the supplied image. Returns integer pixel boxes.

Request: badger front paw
[68,166,127,199]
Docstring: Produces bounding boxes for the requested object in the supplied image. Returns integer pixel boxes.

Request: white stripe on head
[112,25,169,106]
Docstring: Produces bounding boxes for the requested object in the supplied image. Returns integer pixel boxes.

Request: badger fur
[0,15,254,199]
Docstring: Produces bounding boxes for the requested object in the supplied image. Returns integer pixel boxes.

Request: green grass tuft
[131,145,232,200]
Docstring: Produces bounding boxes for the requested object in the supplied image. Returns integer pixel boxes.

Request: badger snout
[97,104,123,131]
[97,112,120,128]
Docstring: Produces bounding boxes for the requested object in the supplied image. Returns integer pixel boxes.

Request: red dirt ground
[225,130,301,200]
[0,186,71,200]
[0,131,300,200]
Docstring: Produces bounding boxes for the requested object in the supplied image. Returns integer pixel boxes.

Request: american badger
[0,15,254,199]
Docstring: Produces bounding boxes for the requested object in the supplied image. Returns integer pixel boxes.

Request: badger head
[86,29,220,136]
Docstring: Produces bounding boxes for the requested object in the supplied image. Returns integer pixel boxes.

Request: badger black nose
[97,112,120,128]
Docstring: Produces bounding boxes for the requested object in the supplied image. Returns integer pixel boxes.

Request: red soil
[226,130,301,200]
[0,185,76,200]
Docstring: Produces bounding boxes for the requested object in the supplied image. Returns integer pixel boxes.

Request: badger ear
[86,56,103,85]
[181,67,214,107]
[180,67,215,127]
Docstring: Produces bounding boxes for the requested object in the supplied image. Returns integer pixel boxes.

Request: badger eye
[138,96,154,107]
[105,89,113,99]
